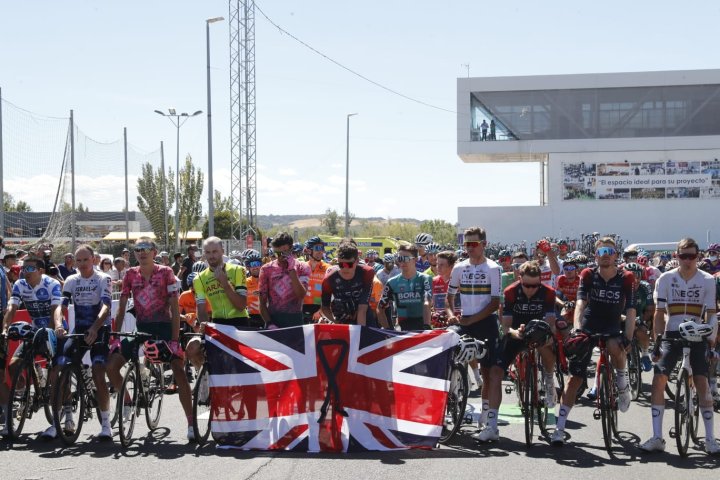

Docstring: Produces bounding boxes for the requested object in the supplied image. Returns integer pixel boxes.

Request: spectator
[121,247,130,267]
[490,119,496,140]
[179,245,198,290]
[480,119,489,141]
[100,257,113,274]
[3,252,18,271]
[58,252,77,280]
[172,253,183,275]
[93,252,102,271]
[159,251,171,267]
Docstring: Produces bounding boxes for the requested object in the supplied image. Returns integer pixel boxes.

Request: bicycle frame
[592,335,619,454]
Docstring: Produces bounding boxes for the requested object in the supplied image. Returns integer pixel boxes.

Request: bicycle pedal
[592,409,601,420]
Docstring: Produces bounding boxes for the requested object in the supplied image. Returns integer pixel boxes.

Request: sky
[1,0,719,223]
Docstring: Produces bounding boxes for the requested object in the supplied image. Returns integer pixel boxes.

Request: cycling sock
[64,406,74,422]
[650,405,664,438]
[480,400,489,423]
[187,414,194,426]
[701,407,715,441]
[100,410,110,425]
[556,404,571,431]
[486,408,498,429]
[616,368,629,390]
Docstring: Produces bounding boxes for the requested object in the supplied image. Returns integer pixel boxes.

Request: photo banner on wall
[562,160,720,200]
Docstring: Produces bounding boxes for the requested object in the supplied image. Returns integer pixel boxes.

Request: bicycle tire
[674,370,690,457]
[599,365,614,454]
[144,362,165,430]
[628,342,642,401]
[192,364,213,445]
[438,363,468,444]
[537,361,549,437]
[118,367,139,448]
[690,386,700,444]
[6,363,33,440]
[523,356,534,447]
[665,365,679,401]
[53,365,86,446]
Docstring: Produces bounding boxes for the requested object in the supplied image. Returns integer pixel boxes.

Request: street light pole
[154,109,202,250]
[206,16,224,237]
[344,113,358,237]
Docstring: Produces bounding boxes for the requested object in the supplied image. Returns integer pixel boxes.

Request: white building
[456,69,720,248]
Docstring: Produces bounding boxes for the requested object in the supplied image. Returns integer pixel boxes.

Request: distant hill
[256,214,422,230]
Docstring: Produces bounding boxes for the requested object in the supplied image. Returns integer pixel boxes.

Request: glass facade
[471,84,720,141]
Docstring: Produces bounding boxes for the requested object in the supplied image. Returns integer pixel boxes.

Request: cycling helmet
[455,335,480,364]
[305,236,325,247]
[425,243,441,255]
[7,321,35,341]
[665,259,679,270]
[186,272,198,288]
[32,327,57,359]
[143,340,174,363]
[523,319,553,347]
[570,250,583,258]
[678,320,714,342]
[563,331,591,360]
[244,250,263,266]
[624,262,644,276]
[707,243,720,253]
[574,254,589,265]
[562,257,578,267]
[497,249,511,258]
[365,249,379,258]
[415,233,433,246]
[623,246,639,257]
[383,253,395,264]
[192,261,208,273]
[292,242,304,255]
[229,250,242,260]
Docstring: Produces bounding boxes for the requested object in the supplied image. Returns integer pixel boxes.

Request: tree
[3,192,33,212]
[137,162,174,246]
[177,154,204,240]
[59,201,88,213]
[321,208,340,235]
[14,200,32,212]
[419,219,457,245]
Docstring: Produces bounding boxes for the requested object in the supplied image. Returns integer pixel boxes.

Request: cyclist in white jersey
[446,226,503,442]
[639,238,720,454]
[57,245,114,441]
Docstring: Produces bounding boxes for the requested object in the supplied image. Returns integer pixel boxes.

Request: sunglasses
[246,260,262,268]
[311,245,325,251]
[563,265,577,271]
[23,265,38,273]
[464,241,482,248]
[596,247,616,256]
[521,282,541,289]
[134,247,153,253]
[677,253,697,260]
[274,250,290,258]
[339,260,356,269]
[396,255,416,263]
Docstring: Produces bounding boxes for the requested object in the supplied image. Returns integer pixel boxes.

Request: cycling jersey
[321,264,375,324]
[9,275,63,328]
[500,271,515,304]
[423,266,436,279]
[644,265,662,288]
[576,267,636,333]
[193,262,248,320]
[447,258,502,316]
[415,257,431,273]
[304,260,330,306]
[62,271,112,329]
[700,258,720,275]
[258,258,310,315]
[432,275,461,315]
[630,280,654,318]
[178,290,211,316]
[121,265,179,324]
[380,272,432,323]
[377,266,400,286]
[368,277,383,312]
[245,275,261,315]
[539,260,553,287]
[502,281,556,328]
[555,274,580,302]
[654,268,715,332]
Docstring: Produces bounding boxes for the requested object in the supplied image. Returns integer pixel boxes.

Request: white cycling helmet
[678,320,713,343]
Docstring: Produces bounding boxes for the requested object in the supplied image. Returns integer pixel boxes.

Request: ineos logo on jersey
[595,289,620,300]
[461,271,487,282]
[671,288,701,299]
[514,303,543,313]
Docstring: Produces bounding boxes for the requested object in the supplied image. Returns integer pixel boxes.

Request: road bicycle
[183,332,212,446]
[667,338,701,457]
[591,334,620,454]
[113,332,166,448]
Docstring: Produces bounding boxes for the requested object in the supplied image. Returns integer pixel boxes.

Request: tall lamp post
[206,16,224,237]
[344,113,358,236]
[154,109,202,250]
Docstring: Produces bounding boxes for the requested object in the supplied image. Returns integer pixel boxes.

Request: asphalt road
[2,371,719,480]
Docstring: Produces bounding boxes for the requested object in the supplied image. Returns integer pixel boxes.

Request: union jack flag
[204,323,459,452]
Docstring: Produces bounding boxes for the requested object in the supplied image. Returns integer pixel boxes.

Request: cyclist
[303,236,330,324]
[377,253,399,286]
[321,239,375,326]
[639,238,719,454]
[445,226,502,442]
[58,245,113,440]
[258,232,310,328]
[555,256,580,333]
[178,272,212,331]
[378,244,432,331]
[422,243,441,278]
[625,262,655,371]
[364,249,382,273]
[701,243,720,274]
[414,233,433,272]
[502,261,558,408]
[2,256,64,439]
[243,250,264,329]
[551,237,636,446]
[106,237,193,440]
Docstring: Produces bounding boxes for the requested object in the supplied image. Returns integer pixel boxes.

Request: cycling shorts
[455,314,500,369]
[57,325,110,366]
[568,331,623,378]
[654,332,709,377]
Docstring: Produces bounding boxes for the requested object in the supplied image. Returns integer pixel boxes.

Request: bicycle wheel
[192,364,212,445]
[690,385,700,444]
[665,365,678,401]
[6,363,34,440]
[438,363,468,444]
[523,357,535,447]
[598,365,614,454]
[674,370,691,456]
[537,363,549,437]
[53,365,86,446]
[118,367,139,448]
[144,362,165,430]
[628,343,642,401]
